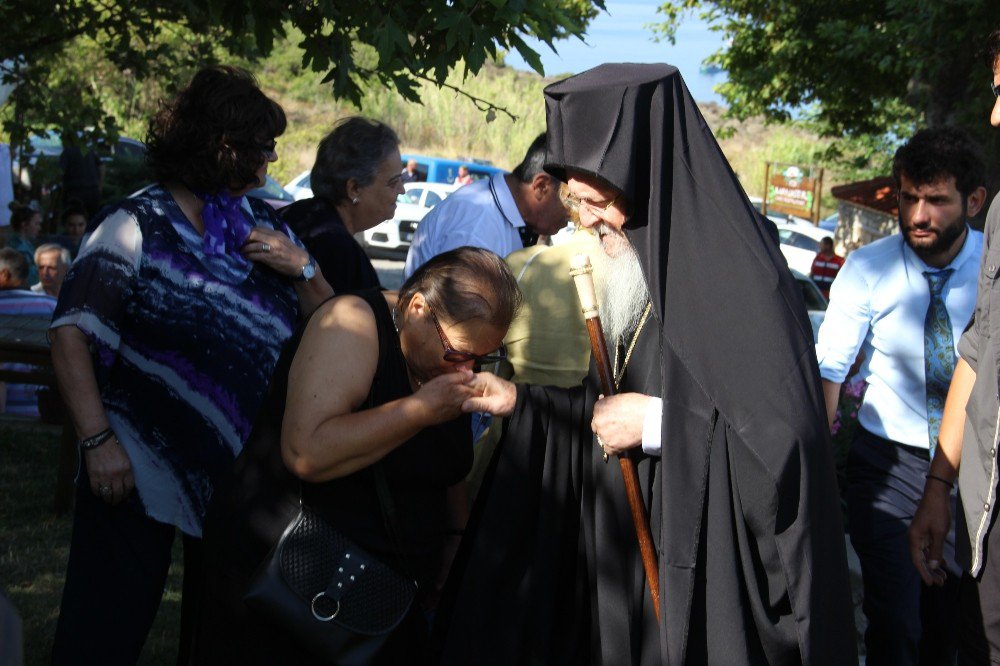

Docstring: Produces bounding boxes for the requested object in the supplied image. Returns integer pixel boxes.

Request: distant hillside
[256,41,859,215]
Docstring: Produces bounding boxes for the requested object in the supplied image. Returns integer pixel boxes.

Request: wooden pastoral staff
[569,253,661,621]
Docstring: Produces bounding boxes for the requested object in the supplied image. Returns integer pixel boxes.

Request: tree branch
[368,66,518,122]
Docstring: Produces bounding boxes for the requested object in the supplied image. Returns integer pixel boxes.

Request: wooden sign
[764,163,824,222]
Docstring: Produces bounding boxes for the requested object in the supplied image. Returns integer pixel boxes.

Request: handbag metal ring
[311,592,341,622]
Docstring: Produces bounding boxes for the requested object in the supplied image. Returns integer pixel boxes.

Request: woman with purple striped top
[48,66,333,664]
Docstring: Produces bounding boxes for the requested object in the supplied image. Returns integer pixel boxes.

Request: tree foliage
[0,0,602,152]
[654,0,999,171]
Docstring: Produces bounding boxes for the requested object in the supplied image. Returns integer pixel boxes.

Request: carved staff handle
[570,253,661,622]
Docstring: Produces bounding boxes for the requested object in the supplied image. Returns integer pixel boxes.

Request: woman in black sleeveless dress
[195,247,520,664]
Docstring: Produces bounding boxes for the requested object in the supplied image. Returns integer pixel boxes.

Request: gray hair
[0,248,28,285]
[34,243,71,266]
[511,133,548,183]
[311,117,400,203]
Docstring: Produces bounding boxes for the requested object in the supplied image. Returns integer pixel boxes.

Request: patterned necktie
[924,269,955,457]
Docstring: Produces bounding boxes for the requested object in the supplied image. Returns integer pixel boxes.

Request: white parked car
[363,182,457,252]
[284,170,314,200]
[790,268,828,341]
[774,219,831,275]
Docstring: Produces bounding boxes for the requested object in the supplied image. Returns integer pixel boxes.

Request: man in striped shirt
[810,236,844,299]
[0,247,56,417]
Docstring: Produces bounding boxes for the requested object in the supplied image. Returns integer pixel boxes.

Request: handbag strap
[373,463,416,584]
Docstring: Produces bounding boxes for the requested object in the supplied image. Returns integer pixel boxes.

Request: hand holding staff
[570,253,661,621]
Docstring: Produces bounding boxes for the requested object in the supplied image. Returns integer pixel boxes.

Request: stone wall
[833,202,896,256]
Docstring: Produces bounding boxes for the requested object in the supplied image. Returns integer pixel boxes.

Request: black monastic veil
[434,63,856,665]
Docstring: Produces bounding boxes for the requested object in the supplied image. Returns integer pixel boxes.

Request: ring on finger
[261,242,272,253]
[99,484,112,497]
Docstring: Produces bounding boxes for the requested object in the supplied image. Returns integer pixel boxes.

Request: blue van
[400,154,505,184]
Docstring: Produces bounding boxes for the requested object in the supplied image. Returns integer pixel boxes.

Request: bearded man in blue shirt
[816,126,989,663]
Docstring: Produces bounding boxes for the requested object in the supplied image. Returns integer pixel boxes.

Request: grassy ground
[0,420,183,665]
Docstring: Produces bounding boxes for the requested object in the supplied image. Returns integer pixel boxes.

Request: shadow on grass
[0,421,184,665]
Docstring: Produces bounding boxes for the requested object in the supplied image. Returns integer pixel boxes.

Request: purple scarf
[192,189,253,263]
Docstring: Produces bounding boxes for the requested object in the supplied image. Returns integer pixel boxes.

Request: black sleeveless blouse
[197,288,472,664]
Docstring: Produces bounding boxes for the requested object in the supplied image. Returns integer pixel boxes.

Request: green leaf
[509,33,543,75]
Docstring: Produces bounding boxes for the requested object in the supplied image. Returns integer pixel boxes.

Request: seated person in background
[31,243,70,298]
[280,117,403,293]
[59,204,89,259]
[401,158,421,184]
[5,204,41,285]
[196,247,521,664]
[454,165,473,186]
[0,248,56,417]
[810,236,844,299]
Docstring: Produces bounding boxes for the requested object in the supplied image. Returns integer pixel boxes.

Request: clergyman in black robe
[434,63,857,664]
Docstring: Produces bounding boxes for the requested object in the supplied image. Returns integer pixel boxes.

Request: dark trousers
[847,427,960,665]
[51,470,203,666]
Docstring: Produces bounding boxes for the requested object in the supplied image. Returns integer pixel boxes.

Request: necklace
[613,302,652,390]
[594,302,651,462]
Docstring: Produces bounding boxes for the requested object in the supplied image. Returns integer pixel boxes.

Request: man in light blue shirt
[816,127,989,664]
[403,133,568,279]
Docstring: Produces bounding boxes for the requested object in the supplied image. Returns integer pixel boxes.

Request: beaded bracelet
[79,428,115,451]
[925,473,955,490]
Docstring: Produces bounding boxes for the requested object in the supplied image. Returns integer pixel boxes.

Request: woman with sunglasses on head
[196,246,520,664]
[49,65,332,664]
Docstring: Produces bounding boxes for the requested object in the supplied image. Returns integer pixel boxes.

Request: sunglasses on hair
[429,310,506,365]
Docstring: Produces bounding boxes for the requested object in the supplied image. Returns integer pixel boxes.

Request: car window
[425,191,443,207]
[779,229,820,252]
[115,140,145,160]
[796,277,828,311]
[405,188,423,205]
[792,233,821,252]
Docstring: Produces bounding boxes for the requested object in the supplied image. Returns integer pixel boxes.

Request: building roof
[831,176,898,216]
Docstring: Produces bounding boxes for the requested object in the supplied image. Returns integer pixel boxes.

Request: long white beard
[597,237,650,347]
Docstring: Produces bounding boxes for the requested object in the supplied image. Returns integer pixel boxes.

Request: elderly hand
[242,226,311,278]
[85,436,135,505]
[591,392,652,455]
[462,372,517,417]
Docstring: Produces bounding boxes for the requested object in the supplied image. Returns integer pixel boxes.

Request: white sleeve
[814,253,872,384]
[641,396,664,455]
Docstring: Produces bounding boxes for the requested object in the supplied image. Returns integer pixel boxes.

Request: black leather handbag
[243,465,417,664]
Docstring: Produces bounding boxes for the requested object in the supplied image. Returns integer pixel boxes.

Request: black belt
[858,426,931,461]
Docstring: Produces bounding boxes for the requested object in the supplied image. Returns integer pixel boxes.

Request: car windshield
[398,190,421,204]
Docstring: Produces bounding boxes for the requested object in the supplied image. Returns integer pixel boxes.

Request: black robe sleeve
[435,382,594,665]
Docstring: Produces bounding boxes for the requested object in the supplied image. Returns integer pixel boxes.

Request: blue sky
[504,0,729,104]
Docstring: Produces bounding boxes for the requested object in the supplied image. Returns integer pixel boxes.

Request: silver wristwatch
[294,257,317,282]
